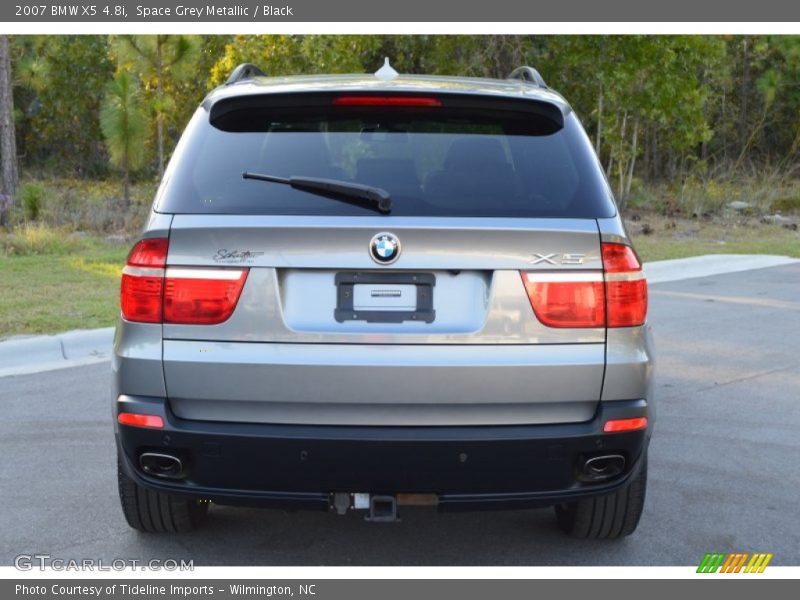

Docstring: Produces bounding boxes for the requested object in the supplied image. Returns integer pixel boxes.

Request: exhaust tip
[139,452,185,479]
[582,454,626,481]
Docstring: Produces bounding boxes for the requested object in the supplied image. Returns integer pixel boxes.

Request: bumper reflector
[603,417,648,433]
[117,413,165,429]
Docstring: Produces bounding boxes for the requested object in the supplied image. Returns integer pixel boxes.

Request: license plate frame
[334,272,436,323]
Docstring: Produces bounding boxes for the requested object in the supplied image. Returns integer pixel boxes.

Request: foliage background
[5,34,800,225]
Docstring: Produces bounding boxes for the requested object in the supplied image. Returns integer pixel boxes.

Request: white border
[1,20,798,579]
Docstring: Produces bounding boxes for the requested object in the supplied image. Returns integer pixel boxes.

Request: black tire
[554,456,647,539]
[117,456,209,533]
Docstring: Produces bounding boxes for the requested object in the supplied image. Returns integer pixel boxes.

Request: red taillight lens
[603,417,648,433]
[600,243,641,273]
[606,278,648,327]
[163,269,248,325]
[120,238,248,325]
[332,95,442,107]
[120,273,164,323]
[120,237,169,323]
[117,413,164,429]
[521,274,605,328]
[520,243,647,329]
[602,243,648,327]
[126,237,168,268]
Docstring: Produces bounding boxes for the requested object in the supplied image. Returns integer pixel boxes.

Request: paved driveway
[2,264,798,565]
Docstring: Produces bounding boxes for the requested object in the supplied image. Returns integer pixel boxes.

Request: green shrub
[19,182,45,221]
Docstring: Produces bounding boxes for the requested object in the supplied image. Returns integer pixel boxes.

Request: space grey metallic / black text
[113,61,654,538]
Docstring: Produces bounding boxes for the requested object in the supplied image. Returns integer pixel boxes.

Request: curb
[1,254,798,379]
[0,327,114,378]
[644,254,800,284]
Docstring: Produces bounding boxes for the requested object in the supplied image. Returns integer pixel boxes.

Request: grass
[627,213,800,262]
[0,229,128,338]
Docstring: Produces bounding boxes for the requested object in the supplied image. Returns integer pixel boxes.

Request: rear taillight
[120,238,248,325]
[120,238,169,323]
[601,243,648,327]
[126,238,168,268]
[520,242,647,329]
[163,268,248,325]
[120,271,164,323]
[520,273,605,328]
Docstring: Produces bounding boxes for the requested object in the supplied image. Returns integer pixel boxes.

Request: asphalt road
[1,264,799,566]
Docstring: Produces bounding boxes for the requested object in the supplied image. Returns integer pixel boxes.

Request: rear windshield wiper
[242,171,392,214]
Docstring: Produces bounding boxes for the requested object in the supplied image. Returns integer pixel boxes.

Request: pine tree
[100,71,149,208]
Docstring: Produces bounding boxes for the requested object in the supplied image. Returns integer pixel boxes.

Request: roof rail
[507,66,548,88]
[225,63,266,86]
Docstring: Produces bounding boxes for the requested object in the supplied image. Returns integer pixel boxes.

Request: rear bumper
[116,396,651,512]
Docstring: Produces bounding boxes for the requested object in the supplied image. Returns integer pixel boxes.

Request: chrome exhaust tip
[139,452,185,479]
[582,454,626,481]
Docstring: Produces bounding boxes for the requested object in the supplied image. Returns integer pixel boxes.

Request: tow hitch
[365,495,399,522]
[330,492,438,522]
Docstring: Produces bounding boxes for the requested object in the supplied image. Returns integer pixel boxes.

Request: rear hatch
[152,89,618,426]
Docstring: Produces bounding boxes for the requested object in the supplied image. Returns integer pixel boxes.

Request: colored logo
[369,232,401,265]
[697,552,773,573]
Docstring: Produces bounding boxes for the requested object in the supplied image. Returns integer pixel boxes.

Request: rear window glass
[156,98,616,218]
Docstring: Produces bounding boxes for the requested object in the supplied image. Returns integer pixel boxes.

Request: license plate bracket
[334,272,435,323]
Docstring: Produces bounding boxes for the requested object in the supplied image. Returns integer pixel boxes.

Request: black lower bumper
[116,396,651,512]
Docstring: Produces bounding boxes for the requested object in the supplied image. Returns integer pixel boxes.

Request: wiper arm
[242,171,392,214]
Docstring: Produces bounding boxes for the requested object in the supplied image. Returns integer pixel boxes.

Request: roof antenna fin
[375,57,399,82]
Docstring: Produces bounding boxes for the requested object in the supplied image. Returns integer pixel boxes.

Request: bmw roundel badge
[369,232,401,265]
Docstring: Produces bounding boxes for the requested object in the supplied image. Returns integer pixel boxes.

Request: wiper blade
[242,171,392,214]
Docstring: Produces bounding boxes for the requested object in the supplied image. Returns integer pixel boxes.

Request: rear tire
[554,455,647,539]
[117,455,209,533]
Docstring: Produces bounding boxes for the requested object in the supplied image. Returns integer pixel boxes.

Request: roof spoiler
[209,92,564,134]
[225,63,265,86]
[507,66,548,88]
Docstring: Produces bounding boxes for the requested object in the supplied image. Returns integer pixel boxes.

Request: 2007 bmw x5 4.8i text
[113,62,654,538]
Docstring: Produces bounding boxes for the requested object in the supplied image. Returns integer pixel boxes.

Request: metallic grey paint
[113,76,654,430]
[163,341,605,426]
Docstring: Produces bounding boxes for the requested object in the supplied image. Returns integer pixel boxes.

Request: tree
[173,35,231,119]
[543,36,724,200]
[113,35,197,176]
[2,34,800,208]
[208,35,447,87]
[100,71,149,208]
[15,35,113,176]
[208,34,308,87]
[0,35,18,227]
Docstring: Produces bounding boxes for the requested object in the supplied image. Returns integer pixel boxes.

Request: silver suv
[113,63,654,538]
